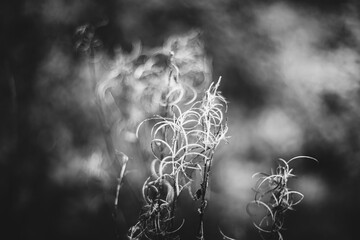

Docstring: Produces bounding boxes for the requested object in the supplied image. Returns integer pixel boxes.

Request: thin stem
[88,41,120,165]
[197,149,214,240]
[88,42,128,216]
[114,155,128,208]
[165,63,178,228]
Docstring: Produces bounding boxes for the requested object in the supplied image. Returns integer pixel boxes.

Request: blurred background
[1,0,360,239]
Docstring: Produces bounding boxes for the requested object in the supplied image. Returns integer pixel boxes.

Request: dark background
[1,0,360,239]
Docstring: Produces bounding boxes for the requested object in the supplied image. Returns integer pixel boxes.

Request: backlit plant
[128,77,228,240]
[247,156,318,240]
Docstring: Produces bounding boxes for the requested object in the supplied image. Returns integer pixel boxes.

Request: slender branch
[197,149,214,240]
[88,37,121,167]
[86,36,129,221]
[115,154,129,208]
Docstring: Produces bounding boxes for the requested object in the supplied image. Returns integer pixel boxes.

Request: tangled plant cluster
[128,78,229,240]
[74,24,317,240]
[247,156,318,240]
[75,25,228,239]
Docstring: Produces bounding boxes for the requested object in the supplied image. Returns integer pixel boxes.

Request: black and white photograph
[1,1,359,239]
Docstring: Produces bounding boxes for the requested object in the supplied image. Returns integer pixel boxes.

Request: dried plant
[75,28,228,240]
[247,156,318,240]
[129,77,228,240]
